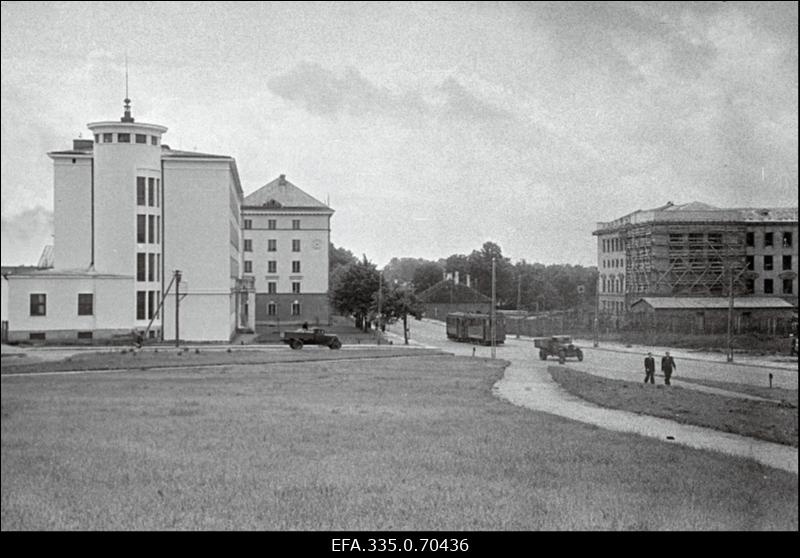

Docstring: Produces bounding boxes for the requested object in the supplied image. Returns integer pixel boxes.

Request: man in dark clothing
[644,352,655,384]
[661,351,676,385]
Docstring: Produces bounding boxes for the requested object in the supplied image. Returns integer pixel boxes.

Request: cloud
[1,206,53,265]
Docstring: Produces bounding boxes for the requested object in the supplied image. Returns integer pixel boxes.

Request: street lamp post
[174,269,182,348]
[491,256,496,359]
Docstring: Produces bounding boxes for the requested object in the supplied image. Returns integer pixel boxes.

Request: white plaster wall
[53,157,93,269]
[7,275,134,332]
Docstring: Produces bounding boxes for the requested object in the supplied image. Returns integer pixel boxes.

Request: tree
[412,261,444,293]
[329,242,358,276]
[329,255,380,331]
[467,241,514,304]
[380,285,424,345]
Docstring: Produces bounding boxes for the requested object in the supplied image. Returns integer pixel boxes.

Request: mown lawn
[550,366,798,447]
[2,353,797,530]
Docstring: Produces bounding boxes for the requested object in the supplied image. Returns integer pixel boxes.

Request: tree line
[328,241,598,333]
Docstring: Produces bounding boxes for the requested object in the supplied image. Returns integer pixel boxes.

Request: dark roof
[631,297,795,310]
[418,280,491,304]
[244,175,330,210]
[161,147,233,159]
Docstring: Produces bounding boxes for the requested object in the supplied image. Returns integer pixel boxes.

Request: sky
[2,1,797,268]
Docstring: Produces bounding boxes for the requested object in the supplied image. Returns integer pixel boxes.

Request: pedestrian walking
[661,351,676,385]
[643,352,655,384]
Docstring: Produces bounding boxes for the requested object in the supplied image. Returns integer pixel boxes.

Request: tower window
[135,134,147,144]
[148,178,155,206]
[103,133,113,143]
[118,133,130,143]
[137,215,146,243]
[137,253,146,282]
[137,177,146,205]
[136,291,146,320]
[151,136,159,146]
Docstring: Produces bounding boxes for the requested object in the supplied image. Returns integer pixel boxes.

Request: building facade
[242,175,333,331]
[593,202,798,320]
[6,99,245,343]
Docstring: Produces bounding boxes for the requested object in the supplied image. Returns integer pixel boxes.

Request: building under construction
[593,202,798,332]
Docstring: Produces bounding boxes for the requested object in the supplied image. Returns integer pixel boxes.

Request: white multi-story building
[242,175,334,331]
[5,98,245,343]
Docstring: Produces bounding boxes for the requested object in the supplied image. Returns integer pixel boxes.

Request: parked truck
[533,335,583,364]
[281,328,342,350]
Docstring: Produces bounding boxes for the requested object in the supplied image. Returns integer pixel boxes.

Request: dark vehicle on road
[281,328,342,350]
[446,312,505,345]
[534,335,583,364]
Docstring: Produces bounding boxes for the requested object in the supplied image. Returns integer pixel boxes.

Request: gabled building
[417,279,491,320]
[241,175,334,330]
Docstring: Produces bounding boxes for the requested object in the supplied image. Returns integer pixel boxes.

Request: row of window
[136,290,160,320]
[745,255,793,272]
[137,252,161,282]
[243,239,302,252]
[266,301,302,316]
[96,133,160,146]
[749,278,794,295]
[137,215,161,244]
[601,276,624,294]
[243,260,301,274]
[603,258,623,269]
[746,231,792,249]
[243,219,302,230]
[137,177,161,207]
[601,237,623,253]
[30,293,93,317]
[602,300,625,313]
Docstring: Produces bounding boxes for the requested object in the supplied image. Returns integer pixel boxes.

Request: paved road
[385,319,798,474]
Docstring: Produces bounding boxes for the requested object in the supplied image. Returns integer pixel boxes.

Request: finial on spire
[121,54,134,122]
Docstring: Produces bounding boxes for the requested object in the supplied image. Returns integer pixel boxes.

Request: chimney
[279,174,286,185]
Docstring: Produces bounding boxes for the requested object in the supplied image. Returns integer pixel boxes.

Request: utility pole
[376,269,382,345]
[593,274,600,347]
[174,269,182,348]
[727,266,734,363]
[516,272,521,339]
[491,256,496,359]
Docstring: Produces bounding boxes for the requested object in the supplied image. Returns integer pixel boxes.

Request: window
[137,177,146,205]
[30,294,46,316]
[118,133,130,143]
[103,133,113,143]
[78,293,93,316]
[292,261,301,273]
[156,216,160,244]
[783,279,794,295]
[29,332,46,341]
[268,260,276,273]
[148,178,155,206]
[268,282,277,294]
[746,232,754,247]
[94,134,100,143]
[763,279,773,294]
[763,255,773,271]
[268,219,276,230]
[77,331,93,340]
[783,255,792,271]
[292,282,301,294]
[148,291,155,320]
[137,215,146,243]
[244,260,252,273]
[292,219,300,230]
[136,134,147,144]
[783,232,793,248]
[746,255,754,270]
[148,215,155,243]
[137,291,146,320]
[148,253,155,281]
[291,301,301,316]
[156,179,160,207]
[292,239,301,252]
[244,239,252,252]
[745,278,755,294]
[244,219,252,230]
[268,302,277,316]
[151,136,159,146]
[268,239,277,252]
[156,254,160,279]
[137,253,146,282]
[764,232,773,247]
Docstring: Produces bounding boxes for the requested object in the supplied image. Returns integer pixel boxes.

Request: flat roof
[631,296,795,310]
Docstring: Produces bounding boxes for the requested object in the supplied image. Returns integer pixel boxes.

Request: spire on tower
[121,54,134,123]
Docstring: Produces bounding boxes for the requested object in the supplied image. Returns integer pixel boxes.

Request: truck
[533,335,583,364]
[281,328,342,350]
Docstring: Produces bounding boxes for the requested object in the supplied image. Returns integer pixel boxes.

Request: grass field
[2,352,798,530]
[550,366,798,447]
